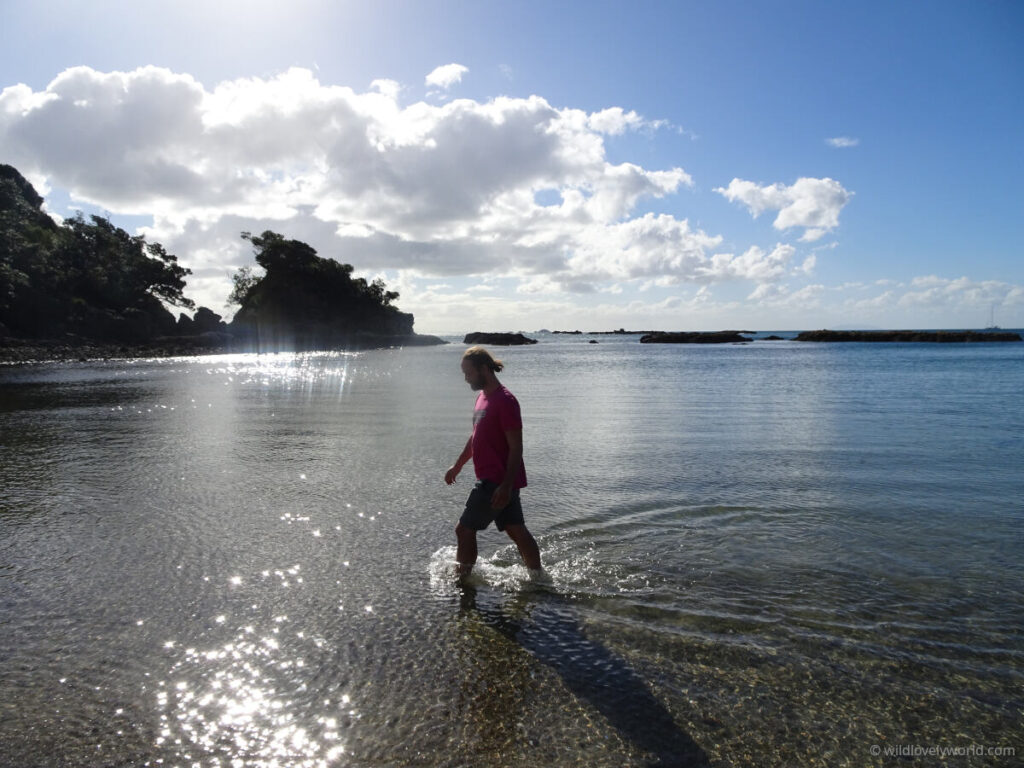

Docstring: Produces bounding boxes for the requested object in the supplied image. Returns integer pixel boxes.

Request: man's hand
[490,482,512,510]
[447,438,473,485]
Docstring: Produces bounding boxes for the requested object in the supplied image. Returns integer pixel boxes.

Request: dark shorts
[459,479,525,532]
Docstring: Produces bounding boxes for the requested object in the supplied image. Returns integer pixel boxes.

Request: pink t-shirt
[471,386,527,488]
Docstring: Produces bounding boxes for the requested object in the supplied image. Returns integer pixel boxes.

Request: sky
[1,0,1022,334]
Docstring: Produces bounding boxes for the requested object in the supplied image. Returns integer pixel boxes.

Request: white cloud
[370,79,401,100]
[517,275,564,295]
[899,275,1020,309]
[826,136,859,148]
[705,243,796,284]
[843,290,896,313]
[748,283,786,301]
[2,65,876,328]
[587,107,644,135]
[817,277,1024,330]
[748,283,825,306]
[715,177,852,240]
[425,63,468,89]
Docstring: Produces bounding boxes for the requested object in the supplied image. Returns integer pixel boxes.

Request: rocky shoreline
[640,331,753,344]
[463,332,538,345]
[0,333,447,364]
[794,330,1022,343]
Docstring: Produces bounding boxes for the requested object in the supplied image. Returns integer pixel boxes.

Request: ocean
[1,334,1022,767]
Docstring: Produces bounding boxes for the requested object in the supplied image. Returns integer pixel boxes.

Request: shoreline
[4,327,1022,364]
[0,333,447,364]
[794,329,1022,343]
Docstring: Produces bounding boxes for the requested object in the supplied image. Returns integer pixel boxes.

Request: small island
[229,231,444,352]
[794,330,1022,343]
[640,331,753,344]
[463,332,538,346]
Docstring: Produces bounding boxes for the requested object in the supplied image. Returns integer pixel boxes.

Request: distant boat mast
[985,303,1001,331]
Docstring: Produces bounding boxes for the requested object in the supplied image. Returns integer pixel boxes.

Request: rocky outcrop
[794,330,1022,343]
[227,231,444,352]
[640,331,752,344]
[192,307,228,334]
[463,332,538,346]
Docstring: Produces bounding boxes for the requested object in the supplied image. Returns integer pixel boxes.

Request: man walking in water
[445,346,542,576]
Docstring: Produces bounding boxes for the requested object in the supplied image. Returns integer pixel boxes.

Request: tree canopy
[1,164,192,340]
[230,230,413,347]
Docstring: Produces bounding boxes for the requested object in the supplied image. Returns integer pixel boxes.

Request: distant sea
[1,333,1022,766]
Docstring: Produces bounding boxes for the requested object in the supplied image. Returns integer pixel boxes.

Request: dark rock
[147,297,179,336]
[192,306,227,334]
[794,329,1022,343]
[463,332,538,346]
[119,308,157,342]
[176,313,195,335]
[585,329,655,335]
[640,331,753,344]
[762,335,786,341]
[589,340,599,344]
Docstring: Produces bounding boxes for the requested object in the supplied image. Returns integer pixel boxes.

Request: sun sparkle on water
[157,618,353,767]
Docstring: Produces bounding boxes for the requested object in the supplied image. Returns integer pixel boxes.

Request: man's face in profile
[461,359,486,391]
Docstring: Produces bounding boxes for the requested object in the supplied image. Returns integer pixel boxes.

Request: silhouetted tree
[227,265,263,307]
[0,163,193,340]
[230,229,413,348]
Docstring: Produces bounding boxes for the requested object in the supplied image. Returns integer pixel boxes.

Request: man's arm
[445,437,473,485]
[490,428,522,509]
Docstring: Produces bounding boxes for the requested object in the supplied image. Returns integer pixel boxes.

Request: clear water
[1,336,1022,767]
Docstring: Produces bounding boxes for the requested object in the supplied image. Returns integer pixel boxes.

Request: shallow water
[1,337,1022,766]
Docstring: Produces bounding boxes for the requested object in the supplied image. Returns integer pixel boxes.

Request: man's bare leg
[504,524,541,571]
[455,522,478,575]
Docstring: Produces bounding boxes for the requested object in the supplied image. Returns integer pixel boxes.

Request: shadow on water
[458,584,709,768]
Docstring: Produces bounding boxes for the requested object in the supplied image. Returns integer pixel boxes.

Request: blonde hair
[462,346,504,372]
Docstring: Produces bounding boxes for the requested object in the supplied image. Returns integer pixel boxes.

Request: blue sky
[2,0,1021,332]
